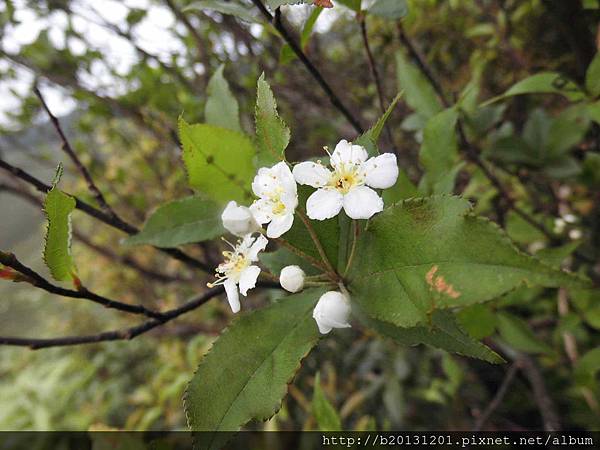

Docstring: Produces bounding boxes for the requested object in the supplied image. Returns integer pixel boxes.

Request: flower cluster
[209,140,399,334]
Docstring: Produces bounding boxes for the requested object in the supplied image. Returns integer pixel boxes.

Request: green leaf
[575,348,600,386]
[184,288,325,443]
[585,52,600,97]
[482,72,585,106]
[496,312,553,354]
[382,169,419,205]
[457,304,497,340]
[312,372,342,431]
[43,165,77,282]
[184,1,257,22]
[260,247,321,276]
[348,196,588,329]
[418,108,460,195]
[336,0,361,12]
[179,118,255,203]
[205,65,242,133]
[368,0,408,19]
[360,310,503,363]
[395,51,442,120]
[355,92,403,156]
[280,6,323,64]
[122,196,223,248]
[534,241,581,268]
[255,74,291,166]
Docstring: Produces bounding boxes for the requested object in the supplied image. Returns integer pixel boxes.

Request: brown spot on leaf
[425,265,461,299]
[314,0,333,7]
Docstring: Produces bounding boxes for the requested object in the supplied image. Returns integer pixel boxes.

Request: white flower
[208,234,268,313]
[250,162,298,238]
[279,265,305,293]
[293,140,398,220]
[221,201,261,237]
[312,291,352,334]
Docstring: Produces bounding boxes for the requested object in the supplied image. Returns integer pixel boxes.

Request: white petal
[251,168,277,198]
[312,291,352,334]
[364,153,399,189]
[222,201,260,237]
[248,234,268,261]
[292,162,332,188]
[249,199,272,224]
[224,278,240,313]
[306,188,344,220]
[273,162,297,194]
[239,265,260,296]
[266,213,294,238]
[331,140,368,168]
[342,186,383,219]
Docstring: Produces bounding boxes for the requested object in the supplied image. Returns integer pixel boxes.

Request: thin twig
[343,220,359,278]
[0,157,211,272]
[274,236,330,274]
[250,0,363,134]
[0,251,165,320]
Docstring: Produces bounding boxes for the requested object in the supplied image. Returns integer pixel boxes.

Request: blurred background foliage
[0,0,599,432]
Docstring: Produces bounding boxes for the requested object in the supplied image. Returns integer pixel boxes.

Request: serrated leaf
[184,288,325,446]
[205,65,241,133]
[355,92,402,156]
[418,108,460,195]
[586,52,600,98]
[255,74,290,166]
[348,196,589,329]
[534,241,581,268]
[482,72,585,106]
[360,310,503,363]
[575,348,600,386]
[122,196,223,248]
[43,166,77,282]
[396,51,442,120]
[312,372,342,431]
[368,0,408,19]
[457,304,497,340]
[496,312,553,354]
[185,1,258,22]
[179,118,255,203]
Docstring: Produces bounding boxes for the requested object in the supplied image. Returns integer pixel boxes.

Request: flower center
[266,187,287,216]
[330,164,363,194]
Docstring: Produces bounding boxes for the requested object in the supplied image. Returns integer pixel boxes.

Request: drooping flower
[208,234,268,313]
[293,140,398,220]
[312,291,352,334]
[279,265,306,293]
[250,162,298,238]
[221,201,261,237]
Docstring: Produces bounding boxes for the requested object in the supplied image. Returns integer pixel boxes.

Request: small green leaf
[205,65,242,133]
[185,1,257,22]
[255,73,291,166]
[336,0,361,12]
[280,6,323,64]
[312,372,342,431]
[355,92,403,156]
[179,118,255,203]
[368,0,408,19]
[418,108,460,195]
[482,72,585,106]
[348,196,589,329]
[122,196,223,248]
[184,288,325,445]
[575,348,600,386]
[457,304,497,340]
[586,52,600,98]
[496,312,553,354]
[534,241,581,268]
[43,165,77,282]
[396,51,443,120]
[360,310,503,363]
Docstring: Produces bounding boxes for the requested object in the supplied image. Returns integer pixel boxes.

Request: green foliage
[418,108,461,194]
[205,65,242,133]
[457,304,497,340]
[179,118,255,203]
[280,7,323,64]
[260,247,321,276]
[312,372,342,431]
[43,165,77,282]
[368,0,408,19]
[184,289,325,441]
[575,348,600,386]
[496,312,553,354]
[254,74,290,166]
[348,196,587,329]
[123,196,223,248]
[586,52,600,98]
[395,51,442,120]
[355,92,402,156]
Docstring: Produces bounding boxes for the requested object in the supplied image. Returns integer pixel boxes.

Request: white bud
[312,291,351,334]
[562,213,577,224]
[569,229,582,240]
[221,201,260,237]
[279,265,305,293]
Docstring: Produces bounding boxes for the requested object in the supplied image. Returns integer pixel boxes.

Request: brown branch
[0,157,211,272]
[250,0,364,134]
[0,251,165,320]
[34,85,117,220]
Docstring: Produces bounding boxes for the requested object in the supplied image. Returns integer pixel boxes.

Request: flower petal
[364,153,399,189]
[273,161,297,195]
[306,188,344,220]
[342,186,383,219]
[248,234,268,261]
[249,199,272,224]
[292,161,332,188]
[224,278,240,313]
[331,139,368,168]
[266,213,294,238]
[251,167,278,198]
[239,265,260,296]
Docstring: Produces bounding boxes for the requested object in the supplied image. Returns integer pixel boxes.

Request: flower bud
[279,265,305,293]
[221,201,260,237]
[312,291,351,334]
